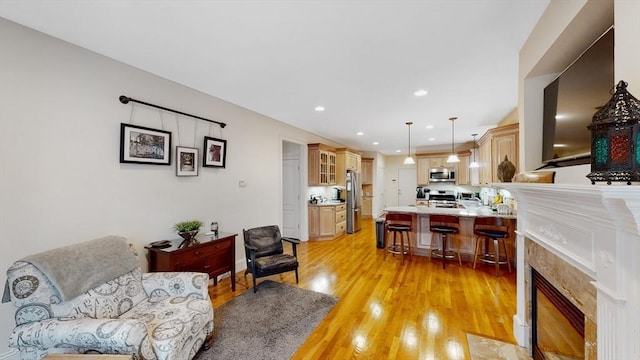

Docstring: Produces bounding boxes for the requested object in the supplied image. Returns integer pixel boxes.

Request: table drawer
[173,240,231,265]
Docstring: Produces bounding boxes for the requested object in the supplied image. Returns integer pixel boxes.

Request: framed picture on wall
[120,123,171,165]
[203,136,227,168]
[176,146,199,176]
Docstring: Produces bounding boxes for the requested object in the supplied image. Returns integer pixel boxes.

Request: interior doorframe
[280,138,308,241]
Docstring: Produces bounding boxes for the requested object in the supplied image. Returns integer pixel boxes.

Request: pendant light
[403,121,415,165]
[469,133,479,168]
[446,117,460,163]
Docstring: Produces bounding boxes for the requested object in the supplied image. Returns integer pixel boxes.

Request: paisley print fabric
[6,246,214,360]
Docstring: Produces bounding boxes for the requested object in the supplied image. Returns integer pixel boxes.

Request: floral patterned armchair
[3,236,214,360]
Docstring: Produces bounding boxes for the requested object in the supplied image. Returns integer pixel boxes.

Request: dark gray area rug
[195,280,338,360]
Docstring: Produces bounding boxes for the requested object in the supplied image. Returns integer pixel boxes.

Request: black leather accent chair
[243,225,300,292]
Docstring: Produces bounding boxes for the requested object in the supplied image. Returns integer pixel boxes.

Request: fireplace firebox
[532,268,585,359]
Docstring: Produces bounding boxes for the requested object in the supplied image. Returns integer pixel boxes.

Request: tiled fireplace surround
[500,183,640,360]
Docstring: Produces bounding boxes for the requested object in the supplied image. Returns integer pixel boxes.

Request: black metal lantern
[587,81,640,185]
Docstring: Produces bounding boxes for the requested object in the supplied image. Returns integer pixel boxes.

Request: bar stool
[472,217,511,276]
[429,215,461,269]
[385,213,412,264]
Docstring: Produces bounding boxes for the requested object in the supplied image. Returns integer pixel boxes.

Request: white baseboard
[0,349,19,360]
[512,314,529,348]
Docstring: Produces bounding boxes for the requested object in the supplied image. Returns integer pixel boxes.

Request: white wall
[518,0,614,176]
[0,18,338,356]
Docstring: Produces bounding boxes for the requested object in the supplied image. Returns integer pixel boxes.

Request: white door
[282,158,301,238]
[398,167,417,207]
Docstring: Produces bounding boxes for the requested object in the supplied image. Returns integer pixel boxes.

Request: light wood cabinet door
[493,131,518,182]
[429,157,447,168]
[457,155,470,185]
[476,123,518,184]
[328,152,337,185]
[336,148,362,186]
[319,206,336,237]
[308,144,336,186]
[361,158,373,184]
[362,197,373,218]
[478,139,492,185]
[417,157,430,185]
[308,206,320,237]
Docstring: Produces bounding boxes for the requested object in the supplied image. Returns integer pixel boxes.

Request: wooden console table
[146,231,237,291]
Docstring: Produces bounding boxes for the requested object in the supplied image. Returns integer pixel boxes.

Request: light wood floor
[208,218,518,359]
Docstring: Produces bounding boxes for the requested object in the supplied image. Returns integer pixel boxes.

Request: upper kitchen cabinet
[308,143,337,186]
[477,123,519,185]
[456,152,471,185]
[361,158,373,185]
[361,157,374,218]
[416,156,430,185]
[416,152,462,185]
[336,148,362,186]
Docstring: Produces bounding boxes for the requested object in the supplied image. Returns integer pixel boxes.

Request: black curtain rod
[119,95,226,128]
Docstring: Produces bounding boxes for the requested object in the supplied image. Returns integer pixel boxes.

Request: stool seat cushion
[430,226,458,234]
[477,230,508,238]
[388,225,411,231]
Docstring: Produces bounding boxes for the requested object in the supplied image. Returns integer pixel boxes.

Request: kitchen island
[382,204,517,264]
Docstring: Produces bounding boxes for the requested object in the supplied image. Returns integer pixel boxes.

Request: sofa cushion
[8,261,147,325]
[120,296,214,360]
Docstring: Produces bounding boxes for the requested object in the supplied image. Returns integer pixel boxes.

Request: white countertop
[308,201,346,207]
[383,205,517,219]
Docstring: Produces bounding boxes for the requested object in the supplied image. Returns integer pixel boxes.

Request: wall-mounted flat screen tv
[542,27,614,165]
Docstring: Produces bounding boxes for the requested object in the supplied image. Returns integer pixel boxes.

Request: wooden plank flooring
[207,218,518,359]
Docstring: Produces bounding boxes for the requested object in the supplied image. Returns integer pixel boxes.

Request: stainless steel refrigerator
[346,169,362,233]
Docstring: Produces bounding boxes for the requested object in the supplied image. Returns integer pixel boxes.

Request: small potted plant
[174,220,203,242]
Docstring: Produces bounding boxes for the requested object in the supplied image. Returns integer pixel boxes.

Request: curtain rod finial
[119,95,130,104]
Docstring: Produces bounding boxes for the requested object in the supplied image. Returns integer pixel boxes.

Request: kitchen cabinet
[336,148,362,186]
[308,203,346,240]
[361,157,374,218]
[362,196,373,218]
[429,157,448,168]
[416,153,461,185]
[308,143,336,186]
[477,123,519,184]
[361,158,373,184]
[417,156,430,185]
[456,153,470,185]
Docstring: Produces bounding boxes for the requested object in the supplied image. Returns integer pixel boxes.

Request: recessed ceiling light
[373,142,379,145]
[396,149,402,153]
[314,106,325,112]
[428,137,436,141]
[357,132,364,136]
[426,125,434,129]
[414,89,428,97]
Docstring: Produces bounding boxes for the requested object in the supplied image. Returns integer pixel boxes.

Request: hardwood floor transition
[207,218,519,359]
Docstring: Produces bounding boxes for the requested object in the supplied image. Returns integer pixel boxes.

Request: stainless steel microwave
[429,167,456,182]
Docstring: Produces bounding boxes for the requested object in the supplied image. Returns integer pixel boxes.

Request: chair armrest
[282,237,300,244]
[142,272,210,299]
[9,317,146,351]
[244,243,258,251]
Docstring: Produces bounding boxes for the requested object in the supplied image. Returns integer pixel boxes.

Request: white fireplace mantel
[498,183,640,360]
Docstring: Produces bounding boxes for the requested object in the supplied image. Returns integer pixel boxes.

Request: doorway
[282,141,302,238]
[397,167,417,207]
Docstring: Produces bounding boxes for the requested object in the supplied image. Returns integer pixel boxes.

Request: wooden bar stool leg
[473,236,482,269]
[407,232,412,260]
[442,234,447,269]
[493,237,500,276]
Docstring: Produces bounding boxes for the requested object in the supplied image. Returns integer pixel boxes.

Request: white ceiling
[0,0,549,155]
